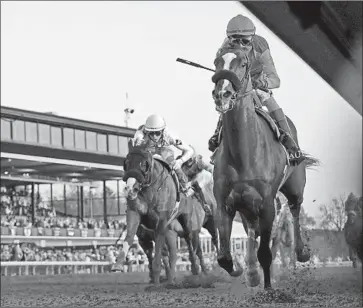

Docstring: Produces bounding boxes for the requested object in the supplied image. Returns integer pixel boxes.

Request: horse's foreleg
[193,232,208,273]
[216,192,241,276]
[152,215,167,286]
[203,216,219,255]
[165,230,177,284]
[178,214,199,275]
[256,199,275,289]
[138,238,154,283]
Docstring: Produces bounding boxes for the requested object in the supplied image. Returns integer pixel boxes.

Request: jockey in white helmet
[133,114,195,197]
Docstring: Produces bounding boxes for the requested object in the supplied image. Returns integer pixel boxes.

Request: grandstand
[1,105,136,246]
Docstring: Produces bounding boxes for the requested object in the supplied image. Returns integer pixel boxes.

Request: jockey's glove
[252,78,268,91]
[173,159,183,170]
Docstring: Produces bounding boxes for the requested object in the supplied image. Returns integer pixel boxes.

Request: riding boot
[269,108,305,165]
[174,167,194,197]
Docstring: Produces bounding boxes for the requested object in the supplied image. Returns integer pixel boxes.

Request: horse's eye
[140,161,149,173]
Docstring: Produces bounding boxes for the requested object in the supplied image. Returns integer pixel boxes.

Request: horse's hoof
[246,268,260,287]
[296,249,310,263]
[218,256,234,274]
[165,282,179,289]
[230,268,243,277]
[145,284,162,292]
[191,265,200,275]
[192,269,200,275]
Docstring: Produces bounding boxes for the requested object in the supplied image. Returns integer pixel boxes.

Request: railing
[0,260,193,276]
[1,260,354,277]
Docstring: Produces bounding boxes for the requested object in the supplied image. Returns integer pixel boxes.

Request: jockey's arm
[174,142,194,164]
[252,37,280,90]
[197,156,214,174]
[258,48,280,89]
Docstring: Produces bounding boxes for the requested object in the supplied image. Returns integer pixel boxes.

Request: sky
[1,1,362,219]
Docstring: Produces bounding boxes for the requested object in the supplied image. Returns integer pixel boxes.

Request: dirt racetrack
[1,266,362,307]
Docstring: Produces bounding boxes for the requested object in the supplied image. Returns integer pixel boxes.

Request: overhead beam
[241,1,362,115]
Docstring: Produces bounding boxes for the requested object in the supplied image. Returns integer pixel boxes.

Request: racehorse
[344,195,362,268]
[122,195,216,283]
[211,46,320,289]
[121,142,207,285]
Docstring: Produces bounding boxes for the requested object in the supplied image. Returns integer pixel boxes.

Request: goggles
[229,35,253,46]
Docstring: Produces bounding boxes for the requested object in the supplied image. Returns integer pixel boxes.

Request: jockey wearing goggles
[133,114,195,197]
[209,14,303,165]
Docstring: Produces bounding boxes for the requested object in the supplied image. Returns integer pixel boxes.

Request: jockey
[178,146,214,214]
[133,114,195,197]
[180,145,214,179]
[208,14,303,165]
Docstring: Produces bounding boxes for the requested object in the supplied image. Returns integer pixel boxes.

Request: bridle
[212,51,253,113]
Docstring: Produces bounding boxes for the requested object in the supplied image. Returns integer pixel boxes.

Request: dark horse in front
[121,142,218,285]
[211,47,319,289]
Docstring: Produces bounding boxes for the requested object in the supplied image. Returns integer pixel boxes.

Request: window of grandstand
[63,128,75,148]
[1,118,11,140]
[65,184,79,217]
[12,120,25,141]
[25,122,38,143]
[85,131,97,151]
[50,126,62,147]
[108,135,118,155]
[38,123,51,145]
[97,133,107,152]
[52,183,65,214]
[118,180,127,214]
[74,129,86,150]
[106,180,118,215]
[118,136,128,156]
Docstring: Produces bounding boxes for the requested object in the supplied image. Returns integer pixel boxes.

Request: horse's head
[123,143,153,200]
[212,47,251,113]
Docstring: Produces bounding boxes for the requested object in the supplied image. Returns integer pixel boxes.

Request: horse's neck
[222,95,260,163]
[140,160,168,202]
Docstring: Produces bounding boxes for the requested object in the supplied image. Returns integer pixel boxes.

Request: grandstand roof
[1,106,136,186]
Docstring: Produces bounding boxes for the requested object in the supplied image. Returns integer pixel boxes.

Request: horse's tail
[302,151,321,170]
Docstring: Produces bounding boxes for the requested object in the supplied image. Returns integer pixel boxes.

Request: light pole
[124,108,134,127]
[124,92,135,128]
